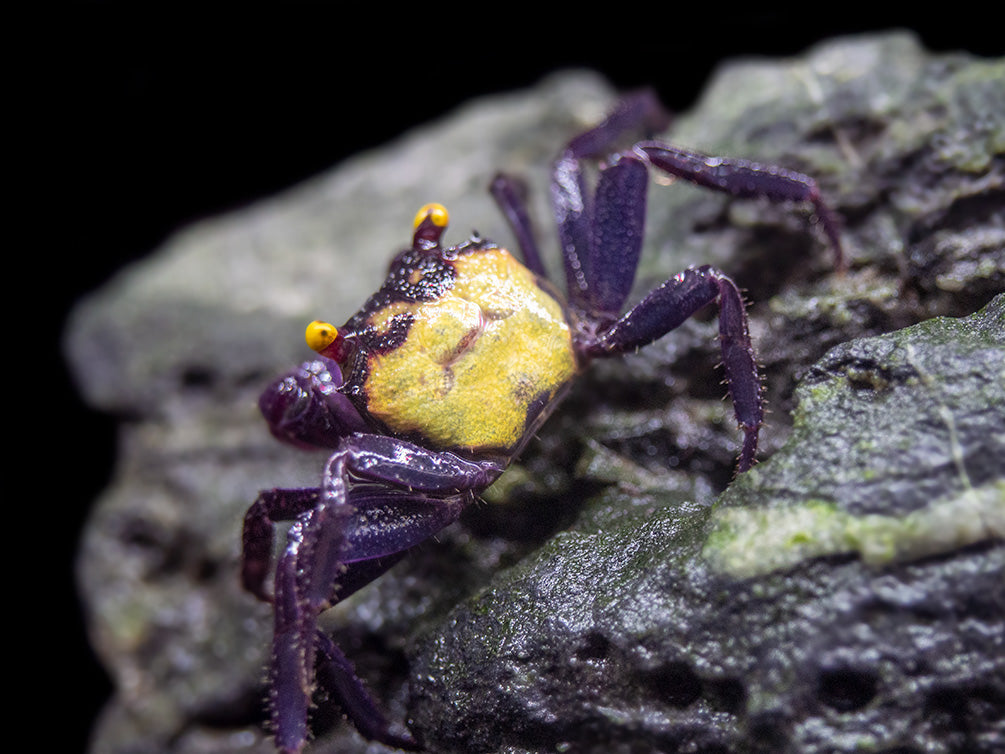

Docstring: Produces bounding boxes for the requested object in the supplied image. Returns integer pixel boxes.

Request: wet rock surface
[410,297,1004,753]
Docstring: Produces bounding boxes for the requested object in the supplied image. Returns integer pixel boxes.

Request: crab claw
[259,358,368,449]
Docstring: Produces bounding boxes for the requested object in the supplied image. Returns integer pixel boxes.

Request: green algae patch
[705,482,1005,578]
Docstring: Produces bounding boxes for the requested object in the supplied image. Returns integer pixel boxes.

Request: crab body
[343,241,577,456]
[242,92,842,752]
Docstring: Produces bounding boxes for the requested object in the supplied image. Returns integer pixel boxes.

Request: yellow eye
[305,320,338,352]
[413,203,449,230]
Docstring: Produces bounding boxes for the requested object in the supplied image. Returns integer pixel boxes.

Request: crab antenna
[412,202,449,250]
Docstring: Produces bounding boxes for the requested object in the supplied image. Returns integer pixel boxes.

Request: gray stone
[409,297,1004,753]
[67,32,1003,754]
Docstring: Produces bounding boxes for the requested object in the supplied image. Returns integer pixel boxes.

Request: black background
[51,7,998,751]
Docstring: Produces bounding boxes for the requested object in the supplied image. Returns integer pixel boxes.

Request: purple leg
[270,495,439,753]
[551,93,671,313]
[582,265,762,472]
[271,516,315,752]
[244,486,462,605]
[264,434,503,753]
[551,153,652,321]
[242,487,320,601]
[548,97,842,318]
[489,173,548,278]
[564,91,670,159]
[314,631,420,750]
[583,155,649,320]
[637,142,844,269]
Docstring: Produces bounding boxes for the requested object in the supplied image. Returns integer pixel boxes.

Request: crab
[241,92,843,752]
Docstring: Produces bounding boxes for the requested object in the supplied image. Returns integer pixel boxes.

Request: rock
[67,32,1003,754]
[409,296,1004,753]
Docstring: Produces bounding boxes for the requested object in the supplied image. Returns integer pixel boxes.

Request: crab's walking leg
[637,143,844,269]
[244,487,463,606]
[489,173,548,278]
[584,265,763,471]
[550,93,669,313]
[297,438,499,609]
[271,499,429,753]
[548,97,842,316]
[272,515,316,753]
[268,435,502,753]
[314,630,421,750]
[242,487,319,601]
